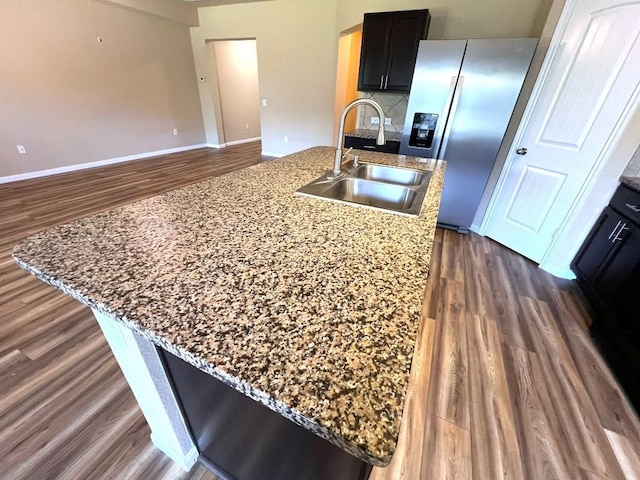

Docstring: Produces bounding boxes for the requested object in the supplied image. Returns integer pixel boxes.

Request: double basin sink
[295,161,431,217]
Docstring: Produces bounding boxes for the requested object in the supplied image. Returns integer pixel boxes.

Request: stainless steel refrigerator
[400,39,537,233]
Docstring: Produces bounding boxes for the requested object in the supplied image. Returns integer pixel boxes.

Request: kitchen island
[13,146,445,479]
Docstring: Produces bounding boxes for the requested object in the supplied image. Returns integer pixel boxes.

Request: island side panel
[160,347,374,480]
[92,309,198,471]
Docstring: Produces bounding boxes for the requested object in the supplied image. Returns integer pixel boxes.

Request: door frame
[478,0,640,278]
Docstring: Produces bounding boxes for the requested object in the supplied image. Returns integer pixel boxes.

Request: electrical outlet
[262,99,268,107]
[370,116,380,124]
[384,118,392,126]
[173,129,178,136]
[284,136,289,143]
[245,123,249,130]
[16,145,26,154]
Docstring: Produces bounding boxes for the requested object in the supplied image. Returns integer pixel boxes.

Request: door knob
[516,147,528,155]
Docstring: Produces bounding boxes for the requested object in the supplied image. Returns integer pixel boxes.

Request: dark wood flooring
[1,142,639,479]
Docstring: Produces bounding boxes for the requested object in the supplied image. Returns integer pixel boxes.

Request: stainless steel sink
[322,178,417,211]
[295,162,431,217]
[351,164,425,186]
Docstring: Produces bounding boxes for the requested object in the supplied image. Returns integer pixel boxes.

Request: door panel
[503,166,566,233]
[539,7,640,149]
[484,0,640,263]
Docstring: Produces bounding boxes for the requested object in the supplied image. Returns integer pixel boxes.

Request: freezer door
[400,40,466,159]
[437,38,537,231]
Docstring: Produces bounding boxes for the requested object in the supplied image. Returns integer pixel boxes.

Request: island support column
[92,309,198,471]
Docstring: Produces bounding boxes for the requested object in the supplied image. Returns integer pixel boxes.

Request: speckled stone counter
[621,175,640,193]
[13,146,445,467]
[345,129,403,143]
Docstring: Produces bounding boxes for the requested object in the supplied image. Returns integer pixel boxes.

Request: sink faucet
[333,98,386,176]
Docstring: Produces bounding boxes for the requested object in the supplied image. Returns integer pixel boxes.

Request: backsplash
[356,92,408,134]
[623,144,640,177]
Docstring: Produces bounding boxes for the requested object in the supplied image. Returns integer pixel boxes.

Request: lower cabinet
[572,206,639,310]
[572,184,640,411]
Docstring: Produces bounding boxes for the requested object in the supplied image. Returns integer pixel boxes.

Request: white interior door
[483,0,640,263]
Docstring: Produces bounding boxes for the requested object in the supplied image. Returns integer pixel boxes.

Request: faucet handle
[353,155,359,167]
[341,147,354,159]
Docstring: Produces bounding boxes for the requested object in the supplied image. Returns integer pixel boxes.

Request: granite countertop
[620,175,640,193]
[13,146,445,467]
[345,129,403,143]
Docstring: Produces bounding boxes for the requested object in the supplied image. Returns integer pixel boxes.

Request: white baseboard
[539,263,576,280]
[261,151,285,158]
[225,136,261,146]
[206,143,226,149]
[0,144,208,185]
[469,223,481,234]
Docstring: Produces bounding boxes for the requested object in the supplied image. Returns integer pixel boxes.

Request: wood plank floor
[1,142,639,479]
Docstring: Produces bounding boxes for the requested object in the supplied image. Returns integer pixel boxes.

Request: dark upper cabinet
[357,10,430,93]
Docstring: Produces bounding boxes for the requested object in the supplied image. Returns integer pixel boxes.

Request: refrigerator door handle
[438,75,465,160]
[427,76,459,158]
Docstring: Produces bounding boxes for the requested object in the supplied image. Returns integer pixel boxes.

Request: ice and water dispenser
[408,113,438,149]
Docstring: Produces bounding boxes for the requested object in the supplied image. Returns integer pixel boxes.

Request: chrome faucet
[332,98,386,176]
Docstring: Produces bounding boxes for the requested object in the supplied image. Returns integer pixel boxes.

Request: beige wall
[191,0,339,155]
[98,0,198,25]
[211,40,261,143]
[0,0,205,178]
[192,0,552,156]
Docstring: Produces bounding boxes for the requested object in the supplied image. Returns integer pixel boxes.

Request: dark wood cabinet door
[385,11,430,91]
[572,207,626,296]
[357,13,393,91]
[575,185,640,413]
[357,10,430,92]
[597,221,640,317]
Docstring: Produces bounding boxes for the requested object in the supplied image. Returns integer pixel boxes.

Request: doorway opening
[207,39,261,146]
